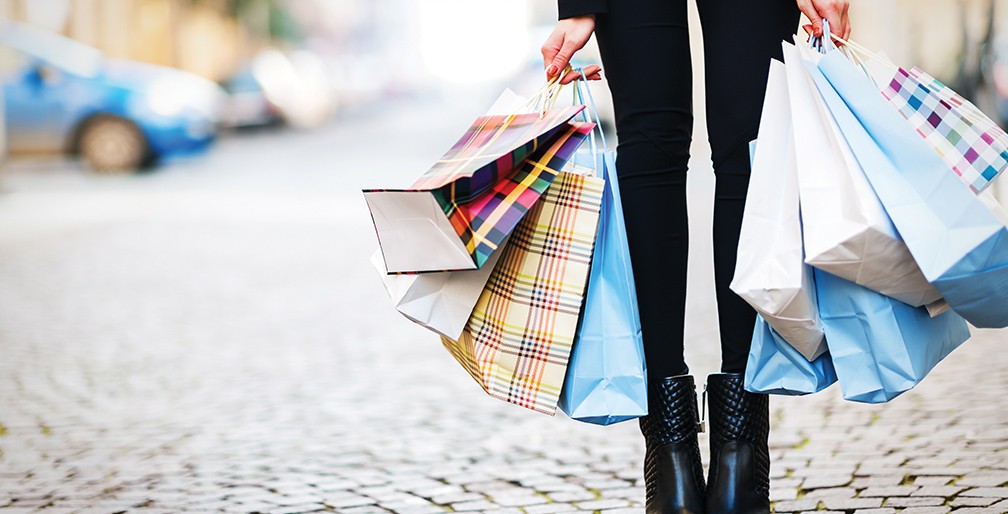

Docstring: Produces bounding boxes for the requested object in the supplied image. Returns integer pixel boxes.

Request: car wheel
[78,116,150,173]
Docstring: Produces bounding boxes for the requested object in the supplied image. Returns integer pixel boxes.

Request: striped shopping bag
[442,170,605,415]
[862,53,1008,193]
[364,99,587,274]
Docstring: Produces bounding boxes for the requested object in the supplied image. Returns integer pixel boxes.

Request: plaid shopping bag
[364,101,587,274]
[442,170,605,415]
[882,66,1008,193]
[436,122,594,272]
[412,106,584,200]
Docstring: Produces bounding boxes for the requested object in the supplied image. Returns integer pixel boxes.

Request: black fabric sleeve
[558,0,607,20]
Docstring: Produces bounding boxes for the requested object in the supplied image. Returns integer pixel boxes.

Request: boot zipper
[698,382,707,433]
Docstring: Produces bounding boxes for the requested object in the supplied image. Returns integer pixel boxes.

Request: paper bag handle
[571,67,608,155]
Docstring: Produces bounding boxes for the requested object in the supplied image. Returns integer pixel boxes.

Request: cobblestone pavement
[1,100,1007,514]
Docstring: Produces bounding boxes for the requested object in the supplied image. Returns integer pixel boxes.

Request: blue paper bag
[815,268,970,403]
[810,50,1008,328]
[744,314,838,396]
[559,147,648,425]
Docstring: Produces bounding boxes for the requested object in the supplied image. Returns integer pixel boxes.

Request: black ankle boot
[704,372,770,514]
[639,374,706,514]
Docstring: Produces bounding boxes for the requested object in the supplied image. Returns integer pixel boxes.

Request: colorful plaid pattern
[437,122,595,270]
[882,66,1008,193]
[441,171,605,415]
[411,106,585,204]
[364,120,594,275]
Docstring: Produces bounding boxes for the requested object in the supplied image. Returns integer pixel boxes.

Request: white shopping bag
[784,40,942,308]
[371,241,505,340]
[731,59,827,362]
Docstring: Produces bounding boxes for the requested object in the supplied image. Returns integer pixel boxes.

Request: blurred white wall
[849,0,1006,79]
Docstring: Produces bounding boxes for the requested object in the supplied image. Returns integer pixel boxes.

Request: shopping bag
[364,87,588,274]
[744,314,837,396]
[856,49,1008,193]
[811,46,1008,328]
[370,240,505,340]
[784,41,941,308]
[559,78,647,425]
[815,268,970,403]
[442,170,605,415]
[731,59,826,361]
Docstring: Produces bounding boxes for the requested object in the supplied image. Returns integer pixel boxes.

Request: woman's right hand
[541,15,602,85]
[796,0,851,43]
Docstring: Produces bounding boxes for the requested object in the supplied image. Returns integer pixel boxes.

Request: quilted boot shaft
[639,374,706,514]
[705,372,770,514]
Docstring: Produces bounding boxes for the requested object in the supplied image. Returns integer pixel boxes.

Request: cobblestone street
[1,99,1007,514]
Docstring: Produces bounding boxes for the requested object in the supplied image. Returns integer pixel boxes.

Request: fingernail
[546,65,557,77]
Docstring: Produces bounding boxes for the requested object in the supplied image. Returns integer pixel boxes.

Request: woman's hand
[541,15,603,85]
[796,0,851,43]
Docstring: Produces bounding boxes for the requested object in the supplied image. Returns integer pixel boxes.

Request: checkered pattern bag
[437,122,595,270]
[441,171,605,415]
[412,106,585,202]
[882,66,1008,193]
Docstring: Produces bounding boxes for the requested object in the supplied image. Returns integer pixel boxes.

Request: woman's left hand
[796,0,851,43]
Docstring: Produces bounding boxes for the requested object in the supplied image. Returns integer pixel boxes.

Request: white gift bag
[731,59,827,362]
[371,242,505,340]
[784,40,942,308]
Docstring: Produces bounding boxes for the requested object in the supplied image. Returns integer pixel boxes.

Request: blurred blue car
[0,21,224,172]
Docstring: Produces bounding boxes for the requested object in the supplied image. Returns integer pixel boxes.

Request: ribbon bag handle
[532,65,570,116]
[807,20,890,90]
[808,19,838,55]
[570,67,609,156]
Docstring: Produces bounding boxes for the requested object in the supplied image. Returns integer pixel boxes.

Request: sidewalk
[0,215,1006,514]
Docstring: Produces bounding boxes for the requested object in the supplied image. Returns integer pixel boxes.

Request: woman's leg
[695,4,800,513]
[595,0,692,380]
[696,0,801,373]
[595,4,706,514]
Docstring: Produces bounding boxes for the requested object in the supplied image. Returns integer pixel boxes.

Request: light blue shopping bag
[815,268,970,403]
[744,314,838,396]
[559,76,647,425]
[809,50,1008,328]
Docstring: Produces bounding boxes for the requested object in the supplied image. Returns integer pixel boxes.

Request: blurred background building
[1,0,1005,78]
[0,0,1005,118]
[0,0,1006,172]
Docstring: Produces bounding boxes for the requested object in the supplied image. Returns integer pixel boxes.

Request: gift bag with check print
[442,170,605,415]
[365,79,587,274]
[844,39,1008,194]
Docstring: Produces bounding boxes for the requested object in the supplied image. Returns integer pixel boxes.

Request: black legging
[589,0,800,378]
